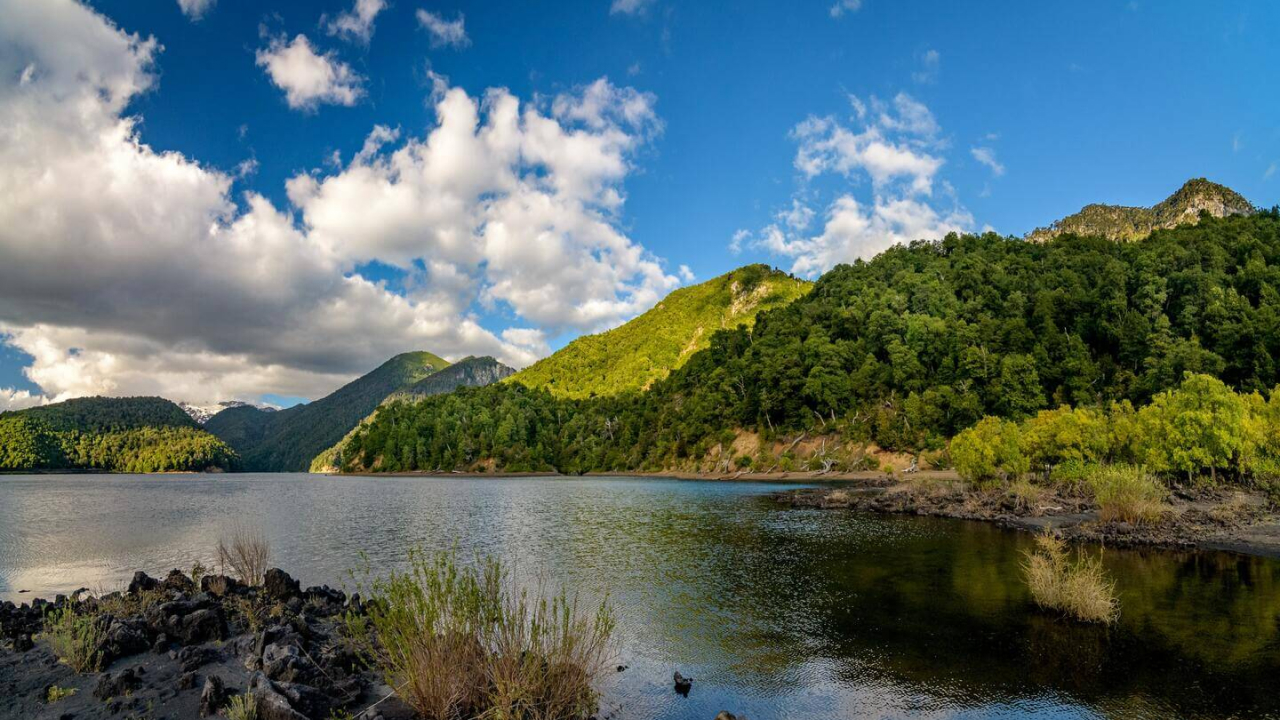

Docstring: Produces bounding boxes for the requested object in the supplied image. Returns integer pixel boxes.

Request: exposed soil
[778,478,1280,559]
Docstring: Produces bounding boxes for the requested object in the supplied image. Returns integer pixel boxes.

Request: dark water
[2,474,1279,719]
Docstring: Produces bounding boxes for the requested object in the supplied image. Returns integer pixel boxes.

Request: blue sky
[0,0,1277,407]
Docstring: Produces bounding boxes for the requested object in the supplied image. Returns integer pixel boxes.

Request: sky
[1,0,1278,410]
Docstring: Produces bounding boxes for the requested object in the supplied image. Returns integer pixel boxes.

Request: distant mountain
[509,264,811,399]
[179,400,276,425]
[1027,178,1254,243]
[309,356,515,473]
[0,396,239,473]
[205,351,450,472]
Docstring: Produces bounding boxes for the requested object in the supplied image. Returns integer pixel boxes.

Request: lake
[1,473,1278,719]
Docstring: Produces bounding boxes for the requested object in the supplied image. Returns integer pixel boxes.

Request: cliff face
[1027,178,1254,243]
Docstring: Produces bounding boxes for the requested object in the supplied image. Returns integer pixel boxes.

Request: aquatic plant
[1024,532,1118,624]
[217,522,270,586]
[1088,464,1168,524]
[350,550,616,720]
[43,605,105,673]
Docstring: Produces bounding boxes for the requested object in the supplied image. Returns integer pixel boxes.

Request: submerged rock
[674,670,693,696]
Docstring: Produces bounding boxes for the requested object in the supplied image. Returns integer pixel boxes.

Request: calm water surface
[2,473,1279,719]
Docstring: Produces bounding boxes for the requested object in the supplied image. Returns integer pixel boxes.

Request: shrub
[46,685,77,703]
[217,523,270,586]
[1134,373,1250,483]
[1088,464,1168,524]
[352,550,615,720]
[1023,532,1118,624]
[1020,405,1110,469]
[43,606,104,673]
[951,417,1028,487]
[226,693,258,720]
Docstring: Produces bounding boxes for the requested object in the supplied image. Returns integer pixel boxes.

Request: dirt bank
[779,478,1280,559]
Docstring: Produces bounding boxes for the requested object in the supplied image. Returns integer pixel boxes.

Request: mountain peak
[1027,178,1254,243]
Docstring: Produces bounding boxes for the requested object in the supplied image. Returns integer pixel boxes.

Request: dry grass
[1024,532,1118,624]
[1006,478,1047,513]
[43,605,105,673]
[1088,464,1168,525]
[352,550,615,720]
[217,522,271,586]
[225,692,258,720]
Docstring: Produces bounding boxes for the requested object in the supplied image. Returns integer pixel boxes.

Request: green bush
[951,417,1028,487]
[43,606,104,673]
[1088,464,1168,524]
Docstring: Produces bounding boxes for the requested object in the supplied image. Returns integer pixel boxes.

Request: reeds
[1024,532,1118,624]
[1088,464,1167,524]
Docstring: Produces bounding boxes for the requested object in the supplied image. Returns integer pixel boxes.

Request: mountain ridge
[1026,178,1254,243]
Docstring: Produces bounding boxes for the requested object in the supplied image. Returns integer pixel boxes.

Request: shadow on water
[1,474,1279,719]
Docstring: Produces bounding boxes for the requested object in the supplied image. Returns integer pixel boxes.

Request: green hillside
[206,351,450,471]
[1027,178,1254,243]
[336,204,1280,475]
[510,264,811,398]
[0,396,239,473]
[309,356,515,472]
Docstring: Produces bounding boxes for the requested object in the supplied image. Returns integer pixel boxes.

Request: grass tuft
[1088,464,1167,524]
[46,685,77,703]
[1024,532,1118,624]
[350,550,615,720]
[43,606,105,673]
[217,522,270,586]
[225,693,258,720]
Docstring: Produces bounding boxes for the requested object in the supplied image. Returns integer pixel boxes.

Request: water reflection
[1,474,1278,719]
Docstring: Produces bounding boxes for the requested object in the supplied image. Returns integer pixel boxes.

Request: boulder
[103,617,152,662]
[200,574,243,597]
[178,645,220,671]
[715,713,747,720]
[177,671,198,690]
[250,671,309,720]
[127,571,159,595]
[263,569,300,601]
[673,671,693,696]
[177,608,225,645]
[162,569,196,594]
[12,633,33,652]
[276,680,334,718]
[262,642,320,684]
[199,675,227,716]
[94,668,142,700]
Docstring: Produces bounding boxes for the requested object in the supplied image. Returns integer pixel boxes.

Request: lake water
[2,474,1279,719]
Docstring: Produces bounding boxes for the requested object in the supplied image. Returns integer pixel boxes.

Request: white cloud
[912,48,940,84]
[0,0,679,406]
[1266,162,1277,181]
[829,0,862,18]
[611,0,656,16]
[0,387,47,411]
[970,146,1004,176]
[176,0,215,21]
[416,9,470,48]
[256,34,365,110]
[677,265,696,282]
[326,0,387,45]
[751,92,974,276]
[793,93,943,195]
[728,229,750,254]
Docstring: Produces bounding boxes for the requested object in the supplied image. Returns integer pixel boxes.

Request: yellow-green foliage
[43,606,104,673]
[46,685,77,703]
[509,264,810,399]
[351,550,615,720]
[1024,532,1118,624]
[1088,464,1168,524]
[1133,374,1251,481]
[950,417,1027,487]
[1020,405,1110,467]
[225,693,258,720]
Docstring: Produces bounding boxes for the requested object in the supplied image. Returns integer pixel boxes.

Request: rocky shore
[0,567,415,720]
[779,479,1280,558]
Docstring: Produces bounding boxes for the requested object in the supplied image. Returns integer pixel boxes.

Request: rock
[12,633,33,652]
[199,675,227,716]
[178,671,198,690]
[179,645,220,671]
[163,568,196,594]
[262,642,320,684]
[103,617,152,662]
[94,668,142,700]
[715,713,746,720]
[250,671,309,720]
[201,574,243,597]
[674,671,693,696]
[128,571,159,595]
[178,607,225,645]
[617,664,628,672]
[275,680,334,718]
[263,569,300,601]
[152,633,171,654]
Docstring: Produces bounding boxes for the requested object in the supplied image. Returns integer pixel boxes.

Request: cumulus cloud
[256,34,365,110]
[749,92,974,276]
[326,0,387,45]
[611,0,656,15]
[829,0,862,18]
[0,387,46,411]
[0,0,678,406]
[970,146,1004,176]
[416,10,470,48]
[176,0,215,20]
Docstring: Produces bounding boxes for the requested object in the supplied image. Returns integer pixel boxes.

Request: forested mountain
[509,265,811,398]
[205,351,449,471]
[0,397,239,472]
[335,207,1280,474]
[309,356,515,472]
[1027,178,1254,243]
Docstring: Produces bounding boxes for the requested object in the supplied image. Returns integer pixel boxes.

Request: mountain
[0,396,239,472]
[509,265,811,399]
[334,208,1280,475]
[309,356,515,473]
[179,400,276,425]
[205,351,450,471]
[1027,178,1254,243]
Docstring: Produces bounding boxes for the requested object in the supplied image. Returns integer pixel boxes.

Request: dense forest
[205,351,450,471]
[509,264,811,398]
[333,210,1280,476]
[0,397,239,472]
